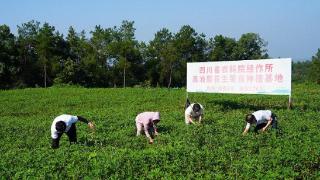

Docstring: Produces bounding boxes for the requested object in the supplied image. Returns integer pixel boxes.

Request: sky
[1,0,319,60]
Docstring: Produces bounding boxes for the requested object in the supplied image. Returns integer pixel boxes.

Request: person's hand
[149,138,154,144]
[262,127,267,132]
[242,129,248,135]
[88,122,95,129]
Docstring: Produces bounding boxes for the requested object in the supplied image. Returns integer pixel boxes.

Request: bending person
[51,114,95,149]
[185,101,204,125]
[243,110,277,135]
[135,112,160,144]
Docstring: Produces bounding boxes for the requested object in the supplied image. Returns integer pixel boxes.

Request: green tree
[232,33,268,60]
[63,27,92,86]
[17,20,41,87]
[146,26,207,87]
[36,22,56,87]
[292,61,311,83]
[308,48,320,84]
[208,35,236,61]
[146,28,173,86]
[107,21,142,87]
[172,25,207,87]
[87,25,114,87]
[54,58,82,84]
[160,42,178,88]
[0,25,18,89]
[90,25,112,67]
[6,21,278,89]
[66,26,84,63]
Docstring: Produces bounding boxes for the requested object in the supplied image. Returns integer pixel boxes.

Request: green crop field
[0,83,319,179]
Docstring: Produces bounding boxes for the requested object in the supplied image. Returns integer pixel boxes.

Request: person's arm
[242,128,249,135]
[188,115,196,124]
[77,116,95,129]
[51,130,62,149]
[77,116,89,123]
[262,118,272,132]
[198,107,204,123]
[242,123,250,135]
[185,106,196,125]
[153,123,158,136]
[143,124,153,143]
[198,115,202,123]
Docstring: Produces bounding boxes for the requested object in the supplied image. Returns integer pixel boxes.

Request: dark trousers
[254,113,278,133]
[185,98,191,110]
[51,123,77,149]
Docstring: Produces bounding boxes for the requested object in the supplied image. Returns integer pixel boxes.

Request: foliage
[0,20,280,89]
[0,84,319,178]
[232,33,269,60]
[36,22,58,87]
[0,25,18,88]
[146,28,173,87]
[308,48,320,84]
[292,61,311,83]
[209,35,236,61]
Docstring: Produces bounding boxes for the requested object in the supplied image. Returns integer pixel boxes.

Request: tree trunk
[44,64,47,88]
[123,58,126,88]
[24,53,27,64]
[167,65,173,88]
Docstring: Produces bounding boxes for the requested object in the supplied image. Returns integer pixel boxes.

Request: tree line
[0,20,319,89]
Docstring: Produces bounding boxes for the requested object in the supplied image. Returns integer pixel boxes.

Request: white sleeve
[200,107,204,115]
[51,123,58,139]
[51,131,58,139]
[245,123,251,129]
[70,115,79,124]
[185,106,192,116]
[266,111,272,120]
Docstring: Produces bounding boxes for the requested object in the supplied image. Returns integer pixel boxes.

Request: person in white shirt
[242,110,278,135]
[51,114,95,149]
[185,99,204,125]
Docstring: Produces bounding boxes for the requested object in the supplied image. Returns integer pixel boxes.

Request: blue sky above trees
[1,0,319,60]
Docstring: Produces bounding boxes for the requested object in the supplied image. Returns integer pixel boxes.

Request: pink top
[135,112,160,138]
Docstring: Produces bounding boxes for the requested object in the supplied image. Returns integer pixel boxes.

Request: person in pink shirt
[135,112,160,144]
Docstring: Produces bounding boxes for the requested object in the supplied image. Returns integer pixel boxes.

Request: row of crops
[0,83,319,178]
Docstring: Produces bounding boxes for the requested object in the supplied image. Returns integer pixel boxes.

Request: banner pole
[288,95,292,109]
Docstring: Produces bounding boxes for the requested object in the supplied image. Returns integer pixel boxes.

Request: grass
[0,83,319,179]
